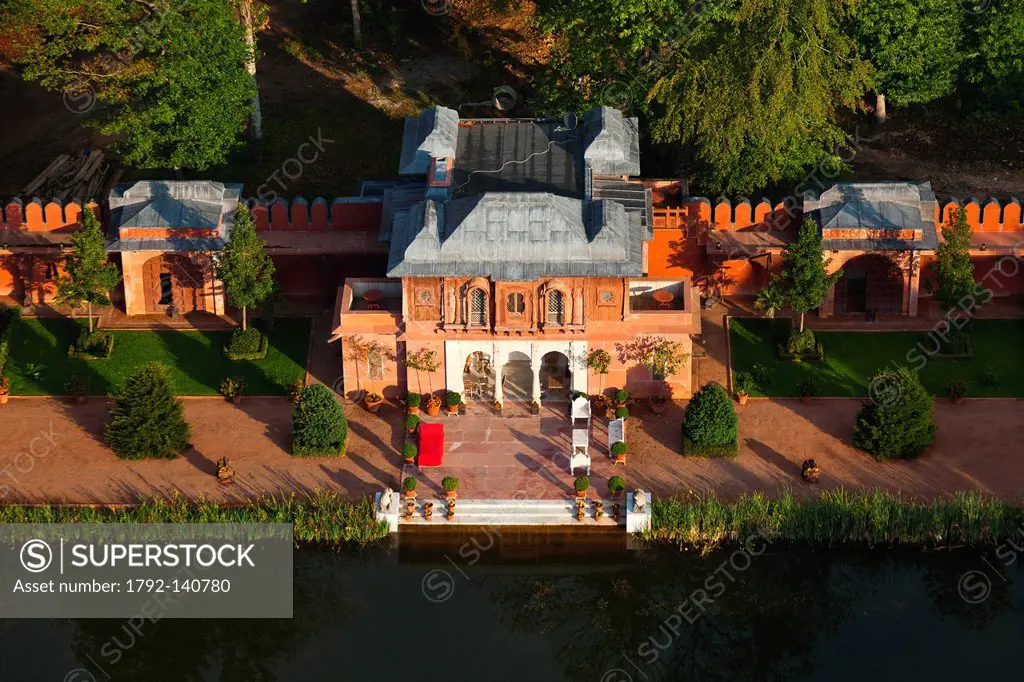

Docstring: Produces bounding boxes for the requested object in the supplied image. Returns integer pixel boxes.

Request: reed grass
[648,490,1024,550]
[0,492,389,546]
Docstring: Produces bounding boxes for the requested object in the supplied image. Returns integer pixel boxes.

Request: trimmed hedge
[0,304,21,374]
[68,328,115,359]
[681,382,738,456]
[0,494,389,545]
[292,383,348,456]
[854,367,936,460]
[224,327,268,360]
[648,489,1024,550]
[105,362,191,460]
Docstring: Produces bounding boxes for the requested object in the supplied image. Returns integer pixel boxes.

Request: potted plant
[733,370,754,406]
[219,376,246,404]
[364,391,384,413]
[610,441,628,465]
[446,391,462,415]
[405,413,421,434]
[423,393,442,417]
[574,475,590,499]
[0,375,9,406]
[608,475,626,498]
[614,389,630,408]
[446,498,456,520]
[404,502,415,521]
[403,476,417,499]
[594,500,605,519]
[494,400,503,412]
[650,394,668,414]
[64,375,88,403]
[948,378,968,405]
[612,502,621,520]
[614,406,629,420]
[424,501,434,521]
[442,475,459,500]
[287,379,304,404]
[402,442,417,464]
[406,392,422,415]
[801,458,821,483]
[797,378,818,404]
[530,400,541,415]
[592,393,611,417]
[576,499,586,522]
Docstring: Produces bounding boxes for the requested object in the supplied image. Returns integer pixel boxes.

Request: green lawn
[730,318,1024,398]
[7,317,311,396]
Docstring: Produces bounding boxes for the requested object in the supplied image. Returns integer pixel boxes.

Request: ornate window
[547,290,565,325]
[416,288,433,305]
[506,292,525,316]
[368,347,384,382]
[598,289,615,306]
[469,288,487,326]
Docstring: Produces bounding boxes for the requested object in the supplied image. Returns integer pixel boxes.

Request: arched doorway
[462,351,495,402]
[501,350,532,402]
[539,351,570,402]
[834,254,904,315]
[141,254,208,315]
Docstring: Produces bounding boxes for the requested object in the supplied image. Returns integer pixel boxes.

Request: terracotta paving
[2,394,1023,505]
[405,405,622,500]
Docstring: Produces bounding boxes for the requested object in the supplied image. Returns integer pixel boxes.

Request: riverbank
[0,493,390,545]
[648,489,1024,550]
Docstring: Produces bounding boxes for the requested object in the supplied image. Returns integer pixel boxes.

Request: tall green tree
[649,0,870,194]
[776,218,842,332]
[105,362,191,460]
[54,209,122,333]
[966,0,1024,108]
[216,204,275,330]
[1,0,255,170]
[849,0,965,120]
[932,207,975,312]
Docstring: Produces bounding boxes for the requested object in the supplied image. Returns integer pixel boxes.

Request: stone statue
[632,489,647,513]
[379,487,394,513]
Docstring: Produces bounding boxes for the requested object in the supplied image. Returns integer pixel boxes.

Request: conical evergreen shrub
[854,367,936,460]
[105,362,190,459]
[292,383,348,456]
[682,381,738,457]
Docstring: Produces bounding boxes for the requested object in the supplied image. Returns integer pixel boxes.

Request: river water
[2,528,1022,681]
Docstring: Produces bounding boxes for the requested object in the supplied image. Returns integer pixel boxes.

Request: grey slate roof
[106,180,242,252]
[398,106,459,175]
[582,107,641,176]
[804,182,939,251]
[453,120,583,198]
[386,193,643,280]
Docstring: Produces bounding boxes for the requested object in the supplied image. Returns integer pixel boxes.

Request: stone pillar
[906,253,921,317]
[572,286,584,325]
[492,342,503,405]
[530,342,542,404]
[119,251,152,316]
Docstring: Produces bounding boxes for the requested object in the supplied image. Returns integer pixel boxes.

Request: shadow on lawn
[8,317,114,396]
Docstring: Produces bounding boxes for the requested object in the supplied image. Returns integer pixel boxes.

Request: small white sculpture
[633,489,647,513]
[379,487,394,513]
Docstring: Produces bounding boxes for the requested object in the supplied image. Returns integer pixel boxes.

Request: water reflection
[1,530,1019,682]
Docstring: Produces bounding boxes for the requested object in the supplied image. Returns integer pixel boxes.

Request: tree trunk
[242,305,247,331]
[87,300,93,334]
[241,1,263,141]
[874,92,887,124]
[799,312,805,333]
[350,0,362,48]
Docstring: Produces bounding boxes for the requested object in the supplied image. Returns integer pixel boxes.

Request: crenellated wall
[247,197,383,232]
[938,198,1024,232]
[652,197,800,234]
[1,199,101,232]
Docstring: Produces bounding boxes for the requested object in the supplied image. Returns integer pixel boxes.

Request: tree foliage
[2,0,255,169]
[966,0,1024,108]
[54,209,121,333]
[772,218,842,331]
[933,208,976,312]
[849,0,965,106]
[292,383,348,457]
[648,0,870,194]
[853,367,936,460]
[105,362,190,459]
[682,382,738,456]
[216,204,275,330]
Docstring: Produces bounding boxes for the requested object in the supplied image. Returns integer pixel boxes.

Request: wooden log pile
[21,150,122,201]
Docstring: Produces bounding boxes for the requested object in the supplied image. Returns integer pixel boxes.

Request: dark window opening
[158,273,173,305]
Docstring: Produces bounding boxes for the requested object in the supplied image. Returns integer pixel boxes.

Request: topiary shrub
[68,328,115,359]
[681,381,738,457]
[853,367,936,460]
[292,383,348,457]
[615,406,629,419]
[402,442,417,460]
[224,327,268,360]
[614,389,629,405]
[610,441,628,457]
[105,362,190,460]
[607,475,625,494]
[574,476,590,493]
[407,393,422,408]
[442,476,459,492]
